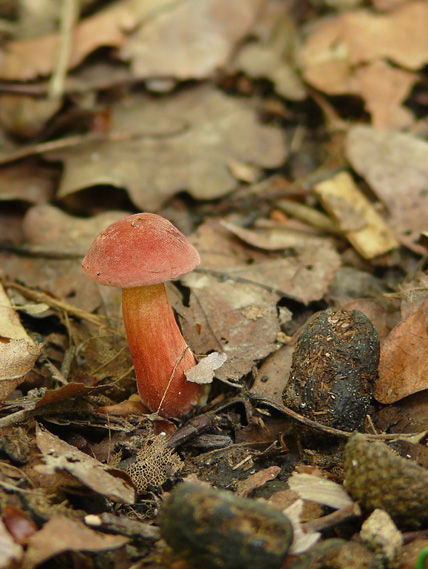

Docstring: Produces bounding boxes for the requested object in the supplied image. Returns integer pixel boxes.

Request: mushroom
[82,213,206,418]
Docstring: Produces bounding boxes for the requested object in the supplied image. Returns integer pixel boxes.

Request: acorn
[283,308,379,431]
[343,433,428,528]
[160,483,293,569]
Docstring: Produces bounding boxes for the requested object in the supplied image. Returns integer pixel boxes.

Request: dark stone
[160,483,293,569]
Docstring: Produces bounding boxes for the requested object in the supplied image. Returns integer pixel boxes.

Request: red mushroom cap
[82,213,200,287]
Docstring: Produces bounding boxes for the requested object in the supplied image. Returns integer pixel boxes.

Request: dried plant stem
[275,198,343,235]
[49,0,80,100]
[3,280,108,327]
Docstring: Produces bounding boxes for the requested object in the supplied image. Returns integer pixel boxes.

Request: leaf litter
[1,0,428,567]
[51,86,286,210]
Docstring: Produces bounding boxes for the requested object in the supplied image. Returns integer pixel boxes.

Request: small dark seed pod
[160,483,293,569]
[283,308,379,431]
[344,433,428,528]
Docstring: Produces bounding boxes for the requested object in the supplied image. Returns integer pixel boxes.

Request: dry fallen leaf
[375,299,428,404]
[251,338,296,404]
[219,219,341,305]
[288,473,354,510]
[121,0,265,81]
[233,2,306,101]
[23,515,128,568]
[376,390,428,434]
[0,0,263,85]
[35,425,135,504]
[185,352,228,385]
[22,204,127,255]
[0,284,41,401]
[0,163,55,204]
[177,218,340,382]
[52,87,286,211]
[346,126,428,237]
[354,60,415,129]
[0,0,139,80]
[181,272,280,382]
[300,2,428,127]
[220,219,330,251]
[1,205,126,315]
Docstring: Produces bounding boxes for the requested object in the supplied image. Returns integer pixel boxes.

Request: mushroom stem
[122,283,205,418]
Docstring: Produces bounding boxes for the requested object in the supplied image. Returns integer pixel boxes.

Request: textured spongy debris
[125,435,182,494]
[343,433,428,528]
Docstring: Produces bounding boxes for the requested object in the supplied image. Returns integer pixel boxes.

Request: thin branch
[249,393,426,441]
[3,280,108,327]
[48,0,80,100]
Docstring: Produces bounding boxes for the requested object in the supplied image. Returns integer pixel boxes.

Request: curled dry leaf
[94,399,148,416]
[2,505,38,545]
[0,284,40,401]
[35,425,135,504]
[0,338,40,382]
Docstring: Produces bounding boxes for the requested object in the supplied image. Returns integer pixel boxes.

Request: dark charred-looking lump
[283,308,379,431]
[160,483,293,569]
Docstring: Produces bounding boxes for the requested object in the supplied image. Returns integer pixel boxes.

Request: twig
[302,503,362,533]
[275,198,344,235]
[84,512,160,541]
[0,131,136,166]
[0,243,83,259]
[194,267,300,301]
[3,280,107,327]
[0,123,188,166]
[0,409,34,428]
[249,393,425,441]
[48,0,80,100]
[156,346,190,414]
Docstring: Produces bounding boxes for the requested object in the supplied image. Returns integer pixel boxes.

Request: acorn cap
[82,213,200,288]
